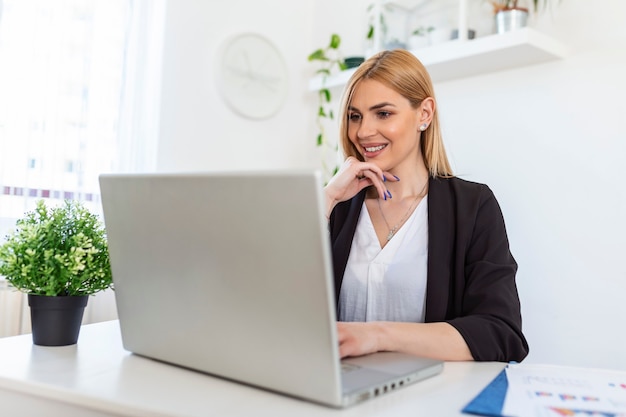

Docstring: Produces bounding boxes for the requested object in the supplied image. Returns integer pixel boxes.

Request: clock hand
[242,52,253,78]
[226,65,252,80]
[249,72,280,83]
[253,78,279,92]
[228,65,280,92]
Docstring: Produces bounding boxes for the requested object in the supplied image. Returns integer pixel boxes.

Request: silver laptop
[99,170,443,408]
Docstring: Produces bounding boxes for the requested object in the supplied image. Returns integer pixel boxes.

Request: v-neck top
[338,195,428,323]
[329,177,529,362]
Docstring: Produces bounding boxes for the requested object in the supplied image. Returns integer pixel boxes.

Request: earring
[419,123,428,131]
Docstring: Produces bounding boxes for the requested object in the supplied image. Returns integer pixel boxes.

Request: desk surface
[0,321,503,417]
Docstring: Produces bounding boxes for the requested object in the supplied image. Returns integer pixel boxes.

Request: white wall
[438,49,626,370]
[437,0,626,370]
[157,0,626,370]
[156,0,319,172]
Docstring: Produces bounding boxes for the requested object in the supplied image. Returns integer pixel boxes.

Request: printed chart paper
[502,363,626,417]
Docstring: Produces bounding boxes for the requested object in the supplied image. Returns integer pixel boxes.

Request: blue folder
[462,369,508,416]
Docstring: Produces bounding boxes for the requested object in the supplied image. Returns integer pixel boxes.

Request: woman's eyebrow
[348,102,396,112]
[369,102,395,111]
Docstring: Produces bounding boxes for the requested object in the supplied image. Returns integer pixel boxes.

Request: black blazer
[328,176,529,362]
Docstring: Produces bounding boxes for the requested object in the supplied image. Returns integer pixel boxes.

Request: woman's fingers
[354,166,400,201]
[343,158,387,194]
[360,169,387,199]
[337,322,379,358]
[325,158,402,217]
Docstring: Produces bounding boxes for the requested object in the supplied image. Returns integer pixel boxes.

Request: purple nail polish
[393,175,400,181]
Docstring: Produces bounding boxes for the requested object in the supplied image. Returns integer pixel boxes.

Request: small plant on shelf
[412,26,435,37]
[489,0,552,13]
[489,0,561,33]
[366,3,388,45]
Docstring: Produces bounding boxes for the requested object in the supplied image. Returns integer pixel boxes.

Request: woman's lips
[362,143,387,158]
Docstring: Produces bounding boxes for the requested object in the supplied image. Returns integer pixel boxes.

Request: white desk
[0,321,503,416]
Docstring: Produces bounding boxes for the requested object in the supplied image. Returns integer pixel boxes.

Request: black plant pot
[28,294,89,346]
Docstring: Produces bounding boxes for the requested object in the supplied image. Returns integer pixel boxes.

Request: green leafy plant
[412,26,435,37]
[366,3,388,43]
[0,199,113,296]
[308,33,346,179]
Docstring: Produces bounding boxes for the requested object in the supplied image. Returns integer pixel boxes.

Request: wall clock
[217,33,289,120]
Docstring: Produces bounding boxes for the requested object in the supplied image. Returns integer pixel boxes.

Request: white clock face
[217,33,288,120]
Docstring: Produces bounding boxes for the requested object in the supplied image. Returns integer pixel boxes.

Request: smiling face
[347,79,426,173]
[339,49,452,177]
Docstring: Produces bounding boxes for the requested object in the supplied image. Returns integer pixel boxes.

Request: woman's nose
[357,116,376,139]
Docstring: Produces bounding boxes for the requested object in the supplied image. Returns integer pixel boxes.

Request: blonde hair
[339,49,453,178]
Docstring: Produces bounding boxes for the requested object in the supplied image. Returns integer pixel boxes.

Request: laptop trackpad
[343,351,438,375]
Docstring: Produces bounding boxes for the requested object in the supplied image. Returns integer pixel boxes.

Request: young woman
[324,49,528,362]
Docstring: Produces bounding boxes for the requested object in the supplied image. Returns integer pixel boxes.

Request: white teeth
[365,145,386,152]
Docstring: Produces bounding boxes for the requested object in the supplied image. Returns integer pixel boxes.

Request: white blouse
[338,196,428,323]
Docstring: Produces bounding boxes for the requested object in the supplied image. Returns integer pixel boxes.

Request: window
[0,0,165,337]
[0,0,163,236]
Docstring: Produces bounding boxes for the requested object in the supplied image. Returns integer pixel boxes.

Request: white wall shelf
[308,27,568,91]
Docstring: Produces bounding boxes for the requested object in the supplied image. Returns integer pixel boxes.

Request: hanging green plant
[308,34,346,179]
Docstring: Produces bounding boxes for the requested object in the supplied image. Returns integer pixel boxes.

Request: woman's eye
[348,113,362,122]
[377,111,391,119]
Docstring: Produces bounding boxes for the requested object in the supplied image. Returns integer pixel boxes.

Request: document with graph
[502,363,626,417]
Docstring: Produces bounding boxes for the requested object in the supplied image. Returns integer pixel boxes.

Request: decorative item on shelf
[366,2,410,52]
[408,25,435,50]
[308,2,567,92]
[490,0,557,34]
[428,27,454,46]
[0,199,113,346]
[412,25,435,38]
[365,2,388,52]
[384,38,407,49]
[344,56,365,69]
[366,2,441,52]
[308,33,346,181]
[451,28,476,40]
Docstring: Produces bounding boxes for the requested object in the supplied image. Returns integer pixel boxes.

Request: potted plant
[490,0,554,33]
[0,199,112,346]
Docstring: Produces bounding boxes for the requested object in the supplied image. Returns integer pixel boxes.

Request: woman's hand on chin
[324,157,398,218]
